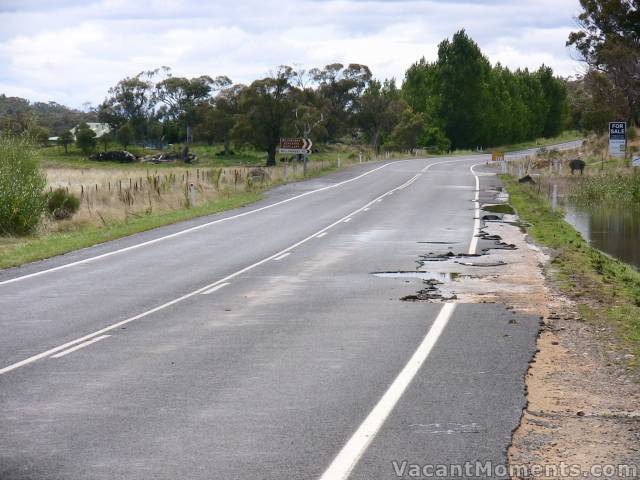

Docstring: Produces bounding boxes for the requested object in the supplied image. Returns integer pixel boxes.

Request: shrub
[0,133,47,235]
[46,188,80,220]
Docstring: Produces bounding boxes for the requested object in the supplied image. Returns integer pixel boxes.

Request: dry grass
[41,159,345,232]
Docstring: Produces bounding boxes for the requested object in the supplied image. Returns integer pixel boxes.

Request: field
[1,141,421,269]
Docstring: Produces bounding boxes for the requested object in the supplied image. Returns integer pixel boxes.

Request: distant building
[70,122,111,139]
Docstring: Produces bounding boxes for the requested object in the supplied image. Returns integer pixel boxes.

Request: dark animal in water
[569,159,585,175]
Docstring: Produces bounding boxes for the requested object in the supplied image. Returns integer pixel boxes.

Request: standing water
[564,204,640,269]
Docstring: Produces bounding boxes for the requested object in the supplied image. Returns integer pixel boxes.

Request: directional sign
[609,122,626,158]
[279,138,312,155]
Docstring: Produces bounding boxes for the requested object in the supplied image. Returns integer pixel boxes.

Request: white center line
[318,303,457,480]
[0,158,472,376]
[316,232,328,238]
[0,162,395,287]
[50,335,111,359]
[343,218,352,223]
[201,282,230,295]
[274,252,291,261]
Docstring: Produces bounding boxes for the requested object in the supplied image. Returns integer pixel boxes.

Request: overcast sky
[0,0,584,109]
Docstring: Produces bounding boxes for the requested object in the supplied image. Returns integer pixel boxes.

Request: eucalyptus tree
[232,66,300,166]
[98,71,156,141]
[309,63,372,141]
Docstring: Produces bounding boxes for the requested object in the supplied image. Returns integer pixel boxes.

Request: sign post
[608,122,626,158]
[279,138,313,176]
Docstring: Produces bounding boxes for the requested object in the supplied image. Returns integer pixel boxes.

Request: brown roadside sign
[279,137,312,154]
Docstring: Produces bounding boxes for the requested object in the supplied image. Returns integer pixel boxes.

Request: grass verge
[497,131,584,152]
[501,175,640,360]
[0,155,359,270]
[0,192,260,270]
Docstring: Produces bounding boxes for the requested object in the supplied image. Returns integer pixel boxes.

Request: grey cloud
[0,0,583,107]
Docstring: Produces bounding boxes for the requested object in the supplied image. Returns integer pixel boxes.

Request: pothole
[400,280,458,302]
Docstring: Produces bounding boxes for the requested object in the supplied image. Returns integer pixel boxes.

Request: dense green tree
[232,67,299,166]
[567,0,640,125]
[356,79,405,151]
[389,108,425,152]
[156,75,227,142]
[116,123,134,150]
[98,72,156,140]
[193,84,243,154]
[401,31,568,148]
[431,30,492,149]
[75,123,97,155]
[310,63,372,141]
[57,130,74,153]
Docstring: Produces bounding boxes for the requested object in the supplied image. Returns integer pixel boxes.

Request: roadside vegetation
[502,175,640,360]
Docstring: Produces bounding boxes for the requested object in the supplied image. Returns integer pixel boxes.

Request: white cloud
[0,0,583,108]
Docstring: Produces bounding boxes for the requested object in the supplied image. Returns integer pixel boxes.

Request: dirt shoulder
[420,170,640,478]
[498,177,640,479]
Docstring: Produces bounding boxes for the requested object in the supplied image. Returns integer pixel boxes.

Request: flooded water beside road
[564,203,640,269]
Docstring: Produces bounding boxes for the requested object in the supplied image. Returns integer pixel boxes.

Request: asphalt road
[0,147,579,479]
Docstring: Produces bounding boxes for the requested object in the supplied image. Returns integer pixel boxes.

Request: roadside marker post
[188,182,196,207]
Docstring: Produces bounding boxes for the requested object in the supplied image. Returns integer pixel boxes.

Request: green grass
[495,131,584,153]
[502,175,640,360]
[482,203,515,214]
[0,192,261,270]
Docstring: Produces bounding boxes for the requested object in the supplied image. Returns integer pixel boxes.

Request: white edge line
[50,335,111,359]
[318,302,457,480]
[0,162,394,287]
[319,159,482,478]
[274,252,291,261]
[316,232,327,238]
[468,164,482,255]
[201,282,230,295]
[0,157,472,376]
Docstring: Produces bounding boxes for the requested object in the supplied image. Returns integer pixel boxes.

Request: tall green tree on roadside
[232,66,299,166]
[310,63,372,141]
[389,108,425,152]
[567,0,640,125]
[356,79,405,151]
[430,30,492,149]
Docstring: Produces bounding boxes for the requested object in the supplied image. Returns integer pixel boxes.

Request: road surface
[0,146,579,479]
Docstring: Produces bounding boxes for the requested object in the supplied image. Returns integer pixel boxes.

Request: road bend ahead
[0,152,549,479]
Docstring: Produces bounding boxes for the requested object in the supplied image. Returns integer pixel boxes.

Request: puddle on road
[456,260,507,267]
[372,271,467,281]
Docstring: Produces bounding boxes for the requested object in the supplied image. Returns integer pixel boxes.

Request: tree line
[1,30,573,164]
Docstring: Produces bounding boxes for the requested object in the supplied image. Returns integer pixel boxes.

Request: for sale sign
[608,122,626,157]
